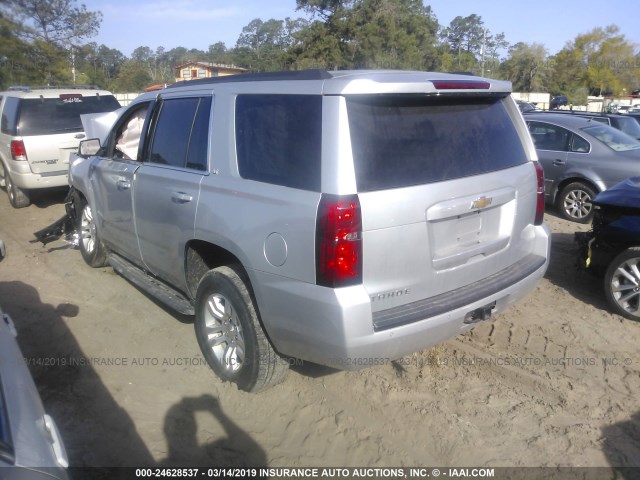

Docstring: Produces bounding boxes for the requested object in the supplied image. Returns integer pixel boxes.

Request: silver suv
[69,70,550,392]
[0,86,120,208]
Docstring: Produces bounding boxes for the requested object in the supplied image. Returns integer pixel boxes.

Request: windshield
[582,124,640,152]
[18,95,121,136]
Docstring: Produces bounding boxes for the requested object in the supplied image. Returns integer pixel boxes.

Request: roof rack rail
[7,86,33,92]
[524,109,612,116]
[8,85,102,91]
[166,69,332,89]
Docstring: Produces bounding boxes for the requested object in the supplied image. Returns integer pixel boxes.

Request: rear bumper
[6,160,68,190]
[253,224,551,369]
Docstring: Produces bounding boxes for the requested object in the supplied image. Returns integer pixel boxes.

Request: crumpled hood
[593,177,640,209]
[80,108,123,145]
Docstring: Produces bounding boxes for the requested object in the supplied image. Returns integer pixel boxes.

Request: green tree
[235,18,289,71]
[4,0,101,46]
[547,25,638,104]
[113,60,151,92]
[501,42,548,92]
[75,42,125,89]
[1,0,102,84]
[441,14,485,71]
[293,0,439,70]
[295,0,355,69]
[349,0,439,70]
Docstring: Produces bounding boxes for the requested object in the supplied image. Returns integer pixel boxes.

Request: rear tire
[194,265,288,392]
[77,198,108,267]
[557,182,596,223]
[604,248,640,321]
[4,168,30,208]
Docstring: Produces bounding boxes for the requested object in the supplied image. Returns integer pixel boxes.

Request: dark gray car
[525,112,640,222]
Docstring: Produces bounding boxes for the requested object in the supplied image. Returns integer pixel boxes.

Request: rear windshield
[582,124,640,152]
[18,95,121,136]
[346,95,528,192]
[613,116,640,140]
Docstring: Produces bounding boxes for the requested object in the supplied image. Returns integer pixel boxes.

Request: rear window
[17,94,121,136]
[346,95,528,192]
[613,116,640,140]
[235,94,322,191]
[582,124,640,152]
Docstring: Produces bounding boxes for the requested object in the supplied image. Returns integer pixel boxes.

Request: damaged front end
[32,108,120,247]
[576,177,640,273]
[32,188,83,246]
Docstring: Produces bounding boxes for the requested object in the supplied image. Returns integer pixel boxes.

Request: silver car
[68,70,550,392]
[526,112,640,223]
[0,241,69,478]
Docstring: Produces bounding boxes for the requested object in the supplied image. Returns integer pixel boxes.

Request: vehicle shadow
[29,187,69,208]
[601,410,640,478]
[159,394,267,470]
[0,280,155,467]
[544,231,611,312]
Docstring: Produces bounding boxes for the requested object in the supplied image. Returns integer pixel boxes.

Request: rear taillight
[316,194,362,288]
[10,140,27,161]
[534,161,545,225]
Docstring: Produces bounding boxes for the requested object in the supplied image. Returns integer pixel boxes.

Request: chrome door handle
[171,192,193,203]
[552,159,566,166]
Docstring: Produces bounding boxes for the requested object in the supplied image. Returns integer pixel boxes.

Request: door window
[527,121,570,152]
[148,96,211,170]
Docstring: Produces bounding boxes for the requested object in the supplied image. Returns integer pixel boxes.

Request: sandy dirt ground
[0,189,639,473]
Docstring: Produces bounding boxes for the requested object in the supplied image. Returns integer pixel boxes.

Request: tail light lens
[534,161,545,225]
[316,194,362,288]
[431,80,491,90]
[11,140,27,161]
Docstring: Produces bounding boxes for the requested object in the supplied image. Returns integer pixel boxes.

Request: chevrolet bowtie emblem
[471,196,492,210]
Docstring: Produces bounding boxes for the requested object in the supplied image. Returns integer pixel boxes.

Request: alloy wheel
[203,293,245,374]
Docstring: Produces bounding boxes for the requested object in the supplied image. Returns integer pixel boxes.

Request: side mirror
[0,240,5,262]
[78,138,101,157]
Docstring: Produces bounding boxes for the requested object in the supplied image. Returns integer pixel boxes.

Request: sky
[82,0,640,58]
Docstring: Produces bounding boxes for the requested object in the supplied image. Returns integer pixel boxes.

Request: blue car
[576,178,640,321]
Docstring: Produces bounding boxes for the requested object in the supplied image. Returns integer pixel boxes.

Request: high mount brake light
[431,80,491,90]
[316,194,363,288]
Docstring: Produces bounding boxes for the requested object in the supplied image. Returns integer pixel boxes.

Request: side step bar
[108,253,195,315]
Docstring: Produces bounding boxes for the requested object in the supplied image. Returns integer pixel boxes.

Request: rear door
[526,120,570,196]
[344,94,541,318]
[134,95,211,291]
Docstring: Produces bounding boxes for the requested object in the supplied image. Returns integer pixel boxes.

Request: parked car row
[523,111,640,223]
[5,73,640,474]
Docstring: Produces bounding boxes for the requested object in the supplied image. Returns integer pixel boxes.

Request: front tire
[557,182,596,223]
[77,198,108,267]
[604,248,640,321]
[195,265,288,392]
